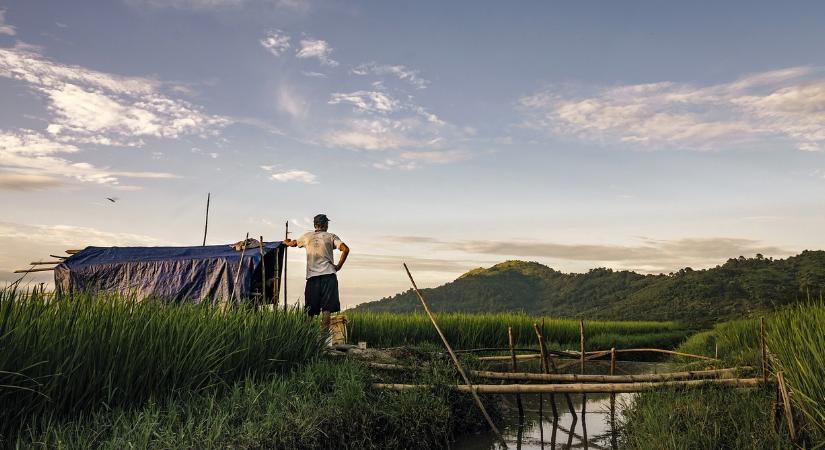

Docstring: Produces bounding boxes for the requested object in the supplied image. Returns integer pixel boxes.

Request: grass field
[0,289,323,441]
[16,359,495,449]
[347,311,693,351]
[620,303,825,448]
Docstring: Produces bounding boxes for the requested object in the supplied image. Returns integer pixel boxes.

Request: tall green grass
[17,359,495,449]
[766,304,825,444]
[347,311,691,351]
[649,303,825,447]
[0,289,323,441]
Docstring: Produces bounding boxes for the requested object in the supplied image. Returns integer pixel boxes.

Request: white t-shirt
[296,231,344,279]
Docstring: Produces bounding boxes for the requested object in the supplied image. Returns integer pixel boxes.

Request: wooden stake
[580,319,586,411]
[533,322,558,419]
[29,261,64,265]
[610,346,617,433]
[403,263,503,441]
[776,371,796,441]
[579,319,585,375]
[760,317,768,384]
[259,235,266,308]
[508,326,524,419]
[65,249,82,254]
[202,192,210,246]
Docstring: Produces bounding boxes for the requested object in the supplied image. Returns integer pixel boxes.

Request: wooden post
[508,326,524,420]
[760,317,768,384]
[580,319,586,413]
[259,235,265,308]
[202,192,210,246]
[403,263,503,441]
[610,346,616,435]
[283,221,289,312]
[580,319,586,375]
[533,323,558,419]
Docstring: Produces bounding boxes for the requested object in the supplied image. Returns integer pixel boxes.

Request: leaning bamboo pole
[403,263,503,441]
[478,354,543,362]
[28,261,64,265]
[556,351,611,371]
[13,267,56,273]
[776,371,796,441]
[373,378,766,394]
[532,322,557,419]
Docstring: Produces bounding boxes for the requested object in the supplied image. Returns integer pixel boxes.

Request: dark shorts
[304,273,340,316]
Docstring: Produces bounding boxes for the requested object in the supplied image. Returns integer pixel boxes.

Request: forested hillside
[355,251,825,325]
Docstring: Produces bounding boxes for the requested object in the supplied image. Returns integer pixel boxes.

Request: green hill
[354,251,825,325]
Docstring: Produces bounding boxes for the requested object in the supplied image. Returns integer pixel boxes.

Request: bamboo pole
[14,267,56,273]
[403,263,503,441]
[284,221,288,312]
[202,192,210,246]
[65,249,82,254]
[556,351,611,371]
[28,261,64,265]
[613,348,718,361]
[580,319,586,375]
[470,367,747,383]
[533,322,557,419]
[508,326,524,419]
[373,378,766,394]
[776,371,796,441]
[259,235,266,307]
[478,354,543,362]
[454,348,541,354]
[760,317,768,384]
[363,362,749,382]
[610,346,617,442]
[229,232,249,304]
[49,255,67,260]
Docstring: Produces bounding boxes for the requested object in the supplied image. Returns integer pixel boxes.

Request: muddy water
[454,360,674,450]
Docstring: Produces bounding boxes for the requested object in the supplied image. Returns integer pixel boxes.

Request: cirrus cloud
[519,66,825,152]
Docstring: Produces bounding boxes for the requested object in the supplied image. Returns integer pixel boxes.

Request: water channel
[454,360,674,450]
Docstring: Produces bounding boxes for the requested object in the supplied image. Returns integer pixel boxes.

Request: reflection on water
[455,361,673,450]
[456,392,634,450]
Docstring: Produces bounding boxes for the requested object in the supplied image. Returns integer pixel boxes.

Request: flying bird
[106,197,119,203]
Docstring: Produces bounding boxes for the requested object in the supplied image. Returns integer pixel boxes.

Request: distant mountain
[354,251,825,325]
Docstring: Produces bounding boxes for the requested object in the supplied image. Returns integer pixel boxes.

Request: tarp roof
[55,242,284,304]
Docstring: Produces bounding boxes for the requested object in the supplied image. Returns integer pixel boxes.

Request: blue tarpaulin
[54,242,284,304]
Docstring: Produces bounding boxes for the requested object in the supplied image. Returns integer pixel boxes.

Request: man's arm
[282,239,299,247]
[335,243,350,271]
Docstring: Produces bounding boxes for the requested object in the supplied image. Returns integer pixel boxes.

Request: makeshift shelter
[54,242,284,304]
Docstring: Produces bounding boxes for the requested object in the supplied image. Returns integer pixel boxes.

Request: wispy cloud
[0,9,15,36]
[0,174,62,191]
[0,129,178,187]
[276,83,309,119]
[385,235,794,274]
[519,67,825,152]
[329,90,399,114]
[0,46,229,147]
[295,37,337,66]
[126,0,310,12]
[260,29,291,56]
[352,62,429,89]
[261,166,318,184]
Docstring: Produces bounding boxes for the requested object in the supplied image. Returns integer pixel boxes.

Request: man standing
[283,214,349,331]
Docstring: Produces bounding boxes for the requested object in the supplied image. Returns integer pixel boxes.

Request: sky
[1,0,825,308]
